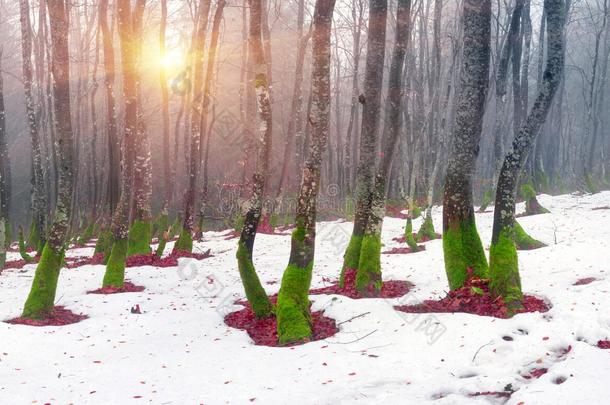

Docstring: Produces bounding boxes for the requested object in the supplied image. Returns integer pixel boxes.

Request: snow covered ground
[1,192,609,404]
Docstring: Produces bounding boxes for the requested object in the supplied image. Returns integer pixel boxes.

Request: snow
[1,192,610,404]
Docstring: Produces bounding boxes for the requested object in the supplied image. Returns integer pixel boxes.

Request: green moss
[269,213,279,229]
[404,218,419,250]
[22,244,65,319]
[236,242,273,318]
[355,234,382,295]
[479,188,493,212]
[233,215,245,233]
[442,218,489,290]
[76,222,94,246]
[102,238,128,288]
[127,219,152,257]
[514,221,546,250]
[19,228,36,263]
[340,233,363,286]
[410,205,421,219]
[27,221,41,250]
[94,229,112,255]
[416,215,437,242]
[276,262,313,345]
[173,228,193,253]
[520,183,536,200]
[489,226,523,313]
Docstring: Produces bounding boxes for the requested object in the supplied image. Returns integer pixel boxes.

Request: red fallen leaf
[88,281,145,295]
[249,398,256,402]
[348,372,356,376]
[224,381,231,384]
[6,306,88,327]
[93,361,102,364]
[395,277,550,319]
[309,269,412,299]
[573,277,597,286]
[598,340,610,349]
[133,395,142,399]
[224,297,338,347]
[542,336,549,341]
[322,362,327,366]
[469,391,512,399]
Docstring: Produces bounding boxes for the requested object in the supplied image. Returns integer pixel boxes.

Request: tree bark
[22,0,75,319]
[490,0,566,310]
[442,0,491,290]
[0,48,9,269]
[276,0,336,345]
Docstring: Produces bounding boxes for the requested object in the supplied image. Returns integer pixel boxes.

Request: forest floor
[1,192,610,404]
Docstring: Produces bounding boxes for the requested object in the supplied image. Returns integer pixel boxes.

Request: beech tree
[490,0,566,310]
[276,0,336,344]
[102,0,147,288]
[0,47,8,269]
[236,0,275,318]
[340,0,388,292]
[22,0,74,319]
[442,0,491,290]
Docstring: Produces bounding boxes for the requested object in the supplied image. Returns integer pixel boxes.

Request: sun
[160,49,186,71]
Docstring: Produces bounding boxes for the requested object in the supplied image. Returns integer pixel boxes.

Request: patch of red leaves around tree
[6,306,88,327]
[394,277,550,319]
[2,258,39,270]
[383,245,425,255]
[573,277,597,286]
[224,298,338,347]
[64,253,105,268]
[88,281,145,295]
[309,269,412,299]
[125,249,212,268]
[392,232,441,244]
[522,368,549,379]
[598,340,610,349]
[385,205,408,219]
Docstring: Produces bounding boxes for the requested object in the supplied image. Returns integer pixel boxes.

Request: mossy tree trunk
[22,0,74,319]
[341,0,388,282]
[490,0,566,311]
[20,0,47,254]
[236,0,274,319]
[128,0,153,257]
[442,0,491,290]
[175,0,212,254]
[159,0,172,220]
[102,0,146,288]
[356,0,412,295]
[277,0,336,344]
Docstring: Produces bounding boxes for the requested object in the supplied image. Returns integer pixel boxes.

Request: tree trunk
[22,0,74,319]
[236,0,275,319]
[490,0,566,310]
[160,0,171,217]
[356,0,411,294]
[276,0,336,345]
[442,0,491,290]
[341,0,387,284]
[20,0,47,253]
[102,0,146,288]
[174,0,212,253]
[0,48,9,269]
[99,0,120,216]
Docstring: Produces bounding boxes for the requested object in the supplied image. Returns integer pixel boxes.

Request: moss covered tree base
[489,227,524,313]
[276,262,313,345]
[355,234,382,296]
[126,220,152,257]
[173,228,193,254]
[340,233,363,287]
[94,230,113,263]
[404,218,419,250]
[416,215,437,242]
[76,222,94,246]
[102,238,128,289]
[236,242,273,318]
[21,244,65,319]
[443,219,489,290]
[514,221,546,250]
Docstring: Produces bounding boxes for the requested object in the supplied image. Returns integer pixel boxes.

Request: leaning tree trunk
[442,0,491,290]
[22,0,74,319]
[19,0,47,254]
[340,0,388,285]
[0,49,9,269]
[174,0,212,253]
[102,0,145,288]
[276,0,336,345]
[159,0,171,234]
[356,0,411,295]
[490,0,566,310]
[235,0,275,319]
